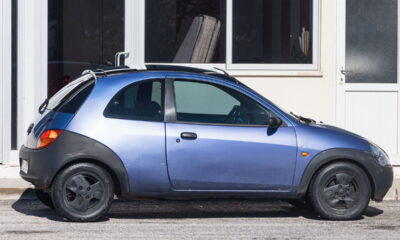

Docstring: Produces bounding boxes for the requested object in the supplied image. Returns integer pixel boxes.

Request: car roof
[89,65,242,85]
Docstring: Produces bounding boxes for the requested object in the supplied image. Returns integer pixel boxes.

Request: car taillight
[37,129,63,149]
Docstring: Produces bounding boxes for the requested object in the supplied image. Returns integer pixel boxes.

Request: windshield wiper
[290,112,316,124]
[38,98,49,114]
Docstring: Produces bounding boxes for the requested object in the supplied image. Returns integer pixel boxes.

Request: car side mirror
[269,116,283,128]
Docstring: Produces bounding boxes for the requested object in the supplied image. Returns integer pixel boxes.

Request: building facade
[1,0,399,168]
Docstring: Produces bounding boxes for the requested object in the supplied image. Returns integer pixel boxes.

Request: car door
[165,77,298,191]
[73,78,171,193]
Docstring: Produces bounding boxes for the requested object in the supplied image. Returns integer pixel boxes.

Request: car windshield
[47,74,94,110]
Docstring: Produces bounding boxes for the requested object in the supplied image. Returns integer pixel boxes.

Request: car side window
[104,80,164,122]
[173,80,269,125]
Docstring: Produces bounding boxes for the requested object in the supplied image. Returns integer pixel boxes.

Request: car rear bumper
[19,131,130,195]
[19,145,56,189]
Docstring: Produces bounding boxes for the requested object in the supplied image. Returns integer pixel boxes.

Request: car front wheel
[51,163,114,222]
[308,162,371,220]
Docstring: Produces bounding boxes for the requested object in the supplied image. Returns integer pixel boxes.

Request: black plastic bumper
[371,166,393,202]
[19,131,130,195]
[19,145,56,188]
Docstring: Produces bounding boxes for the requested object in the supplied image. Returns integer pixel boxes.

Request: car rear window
[47,74,95,114]
[56,81,95,114]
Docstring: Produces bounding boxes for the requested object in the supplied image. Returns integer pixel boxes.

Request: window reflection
[48,0,124,97]
[145,0,226,63]
[233,0,313,64]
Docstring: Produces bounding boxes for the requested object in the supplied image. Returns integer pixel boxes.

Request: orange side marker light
[301,152,309,157]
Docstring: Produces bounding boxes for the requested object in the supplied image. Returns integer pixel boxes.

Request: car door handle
[180,132,197,140]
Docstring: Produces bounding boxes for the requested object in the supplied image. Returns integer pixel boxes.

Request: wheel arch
[39,131,131,197]
[296,148,376,199]
[51,158,125,196]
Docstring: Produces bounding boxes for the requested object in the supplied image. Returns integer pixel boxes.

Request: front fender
[296,148,393,201]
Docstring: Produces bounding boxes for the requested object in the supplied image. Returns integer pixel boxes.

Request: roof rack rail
[145,64,241,85]
[81,69,97,81]
[81,66,138,78]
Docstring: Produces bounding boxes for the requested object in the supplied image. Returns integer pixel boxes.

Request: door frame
[0,0,12,164]
[336,0,400,165]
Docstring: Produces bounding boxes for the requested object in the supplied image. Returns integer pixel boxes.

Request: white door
[337,0,400,165]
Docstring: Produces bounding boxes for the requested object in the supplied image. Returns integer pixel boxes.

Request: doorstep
[0,164,399,200]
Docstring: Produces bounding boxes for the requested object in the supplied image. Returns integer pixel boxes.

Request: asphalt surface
[0,192,399,240]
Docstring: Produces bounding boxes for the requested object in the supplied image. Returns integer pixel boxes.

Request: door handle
[180,132,197,140]
[341,70,353,75]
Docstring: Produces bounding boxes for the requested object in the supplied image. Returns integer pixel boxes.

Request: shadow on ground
[11,189,383,222]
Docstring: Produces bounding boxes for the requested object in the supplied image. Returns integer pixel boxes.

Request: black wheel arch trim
[296,148,393,201]
[20,130,130,196]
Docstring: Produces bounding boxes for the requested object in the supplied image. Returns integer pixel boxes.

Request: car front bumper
[371,165,393,202]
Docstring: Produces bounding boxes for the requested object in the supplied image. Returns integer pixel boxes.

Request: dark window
[104,80,164,122]
[48,0,124,97]
[145,0,226,63]
[47,74,94,111]
[56,81,95,114]
[345,0,397,83]
[174,80,269,125]
[233,0,313,64]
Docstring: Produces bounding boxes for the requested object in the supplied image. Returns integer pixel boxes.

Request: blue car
[20,65,393,222]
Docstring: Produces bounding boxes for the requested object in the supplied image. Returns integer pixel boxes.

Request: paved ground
[0,191,399,239]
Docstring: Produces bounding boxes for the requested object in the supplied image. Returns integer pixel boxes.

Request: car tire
[308,162,371,220]
[51,163,114,222]
[34,188,54,208]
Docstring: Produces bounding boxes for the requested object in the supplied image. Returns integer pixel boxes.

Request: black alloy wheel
[52,163,114,222]
[63,173,105,212]
[309,162,371,220]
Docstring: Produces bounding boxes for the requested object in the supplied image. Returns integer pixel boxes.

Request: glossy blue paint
[67,72,171,194]
[59,70,374,196]
[291,124,370,190]
[166,123,297,191]
[25,110,75,149]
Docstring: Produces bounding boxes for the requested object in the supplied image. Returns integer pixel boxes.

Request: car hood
[294,123,372,153]
[312,124,367,141]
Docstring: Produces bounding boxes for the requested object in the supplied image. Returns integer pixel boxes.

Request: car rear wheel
[51,163,114,222]
[308,162,371,220]
[34,188,54,208]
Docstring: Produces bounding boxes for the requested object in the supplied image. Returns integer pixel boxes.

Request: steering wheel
[225,105,240,124]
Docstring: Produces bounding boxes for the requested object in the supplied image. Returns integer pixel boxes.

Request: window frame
[167,77,283,127]
[127,0,320,74]
[103,79,165,123]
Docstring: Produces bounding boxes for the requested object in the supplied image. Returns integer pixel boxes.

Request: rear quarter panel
[66,72,171,194]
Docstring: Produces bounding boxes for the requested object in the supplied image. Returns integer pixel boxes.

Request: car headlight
[369,142,391,167]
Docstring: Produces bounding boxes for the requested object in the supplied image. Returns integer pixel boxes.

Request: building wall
[0,0,12,164]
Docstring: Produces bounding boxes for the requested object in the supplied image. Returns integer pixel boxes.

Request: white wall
[233,0,337,125]
[0,0,12,164]
[17,0,48,157]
